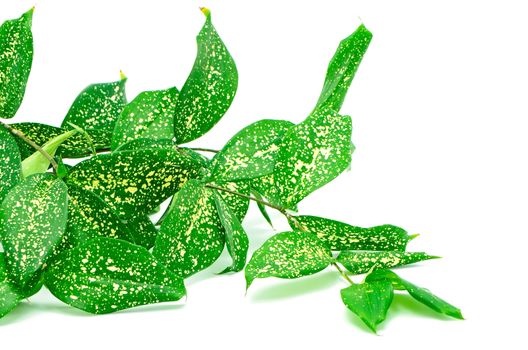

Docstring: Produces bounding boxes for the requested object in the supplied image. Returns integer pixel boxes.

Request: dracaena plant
[0,7,462,332]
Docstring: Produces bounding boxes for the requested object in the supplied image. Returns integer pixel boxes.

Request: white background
[1,0,527,348]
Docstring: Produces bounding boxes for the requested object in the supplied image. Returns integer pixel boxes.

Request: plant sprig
[0,7,462,333]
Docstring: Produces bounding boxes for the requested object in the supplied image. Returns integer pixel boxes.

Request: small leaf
[0,125,22,203]
[153,180,225,278]
[255,113,353,209]
[313,24,373,115]
[173,8,238,144]
[0,253,21,319]
[245,230,333,289]
[251,188,274,228]
[112,87,179,150]
[213,191,249,273]
[61,183,135,249]
[337,251,438,275]
[44,237,186,314]
[291,215,413,251]
[0,8,33,119]
[67,148,201,217]
[340,280,393,333]
[125,214,158,249]
[11,122,112,158]
[366,270,463,319]
[209,119,293,182]
[21,129,77,177]
[0,173,68,289]
[61,76,127,132]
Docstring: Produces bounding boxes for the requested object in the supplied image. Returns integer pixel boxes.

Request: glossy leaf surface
[337,251,438,275]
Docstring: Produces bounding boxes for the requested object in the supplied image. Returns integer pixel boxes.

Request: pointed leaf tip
[200,7,211,17]
[119,70,127,81]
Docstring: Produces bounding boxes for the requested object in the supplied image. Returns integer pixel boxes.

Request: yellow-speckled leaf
[0,173,68,289]
[0,125,21,203]
[153,180,225,278]
[173,9,238,144]
[44,237,186,314]
[124,214,158,249]
[245,230,333,289]
[112,87,179,150]
[0,9,33,119]
[292,215,414,251]
[0,253,21,319]
[337,251,438,275]
[67,148,201,217]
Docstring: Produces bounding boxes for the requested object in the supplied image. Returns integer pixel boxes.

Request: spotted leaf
[61,75,127,132]
[112,87,179,150]
[337,251,438,275]
[291,215,414,251]
[153,180,225,278]
[44,237,186,314]
[61,183,134,249]
[340,280,393,333]
[313,24,372,115]
[67,147,201,217]
[0,173,68,289]
[0,125,21,202]
[245,230,333,289]
[11,122,112,159]
[0,253,21,319]
[213,191,249,273]
[209,119,293,182]
[255,113,353,209]
[366,269,463,319]
[124,214,158,249]
[251,188,274,228]
[0,9,33,119]
[213,180,250,221]
[173,8,238,144]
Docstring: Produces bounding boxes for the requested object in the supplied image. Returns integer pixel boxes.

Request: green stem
[1,121,59,173]
[189,147,219,153]
[332,262,354,285]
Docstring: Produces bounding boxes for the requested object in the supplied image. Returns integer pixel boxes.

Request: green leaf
[44,237,186,314]
[251,188,274,228]
[0,125,21,203]
[291,215,414,251]
[113,137,176,152]
[209,119,293,182]
[0,253,21,319]
[11,122,112,158]
[0,173,68,289]
[124,214,158,250]
[366,270,464,319]
[173,8,238,144]
[153,180,225,278]
[245,230,333,289]
[21,129,77,177]
[213,180,250,221]
[340,280,393,333]
[112,87,179,150]
[0,8,33,119]
[67,147,201,217]
[255,113,353,209]
[313,24,372,115]
[213,191,249,273]
[61,75,127,132]
[337,251,438,275]
[61,183,135,249]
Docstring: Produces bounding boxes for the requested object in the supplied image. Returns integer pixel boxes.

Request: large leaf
[153,180,225,278]
[62,183,134,249]
[11,122,112,158]
[209,119,293,182]
[61,76,127,132]
[67,147,201,217]
[0,125,21,202]
[212,180,250,222]
[44,237,186,314]
[255,113,353,209]
[124,214,158,249]
[366,270,463,319]
[337,251,438,275]
[245,230,333,289]
[0,173,68,289]
[313,24,372,115]
[213,191,249,273]
[112,87,179,150]
[0,9,33,119]
[0,253,21,319]
[291,215,414,251]
[340,280,393,333]
[173,8,238,144]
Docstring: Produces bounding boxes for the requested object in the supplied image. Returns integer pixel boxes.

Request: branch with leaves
[0,7,462,332]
